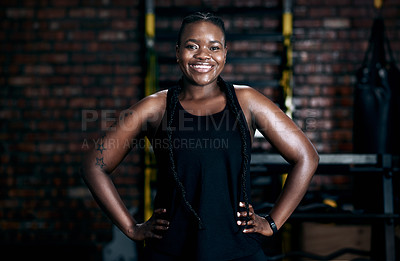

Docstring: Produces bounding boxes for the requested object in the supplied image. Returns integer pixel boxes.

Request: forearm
[81,166,137,239]
[268,156,318,229]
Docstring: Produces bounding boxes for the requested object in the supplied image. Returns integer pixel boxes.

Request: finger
[248,211,255,220]
[154,225,169,231]
[239,202,253,209]
[154,208,167,215]
[149,232,163,239]
[248,204,254,213]
[156,219,170,226]
[237,220,247,226]
[237,210,255,218]
[237,211,248,217]
[246,219,255,226]
[236,219,256,226]
[243,227,256,233]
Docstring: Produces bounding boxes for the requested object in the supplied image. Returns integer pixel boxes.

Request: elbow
[313,152,320,171]
[308,148,320,173]
[80,152,97,181]
[296,146,319,174]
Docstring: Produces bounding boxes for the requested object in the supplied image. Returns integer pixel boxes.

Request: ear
[224,46,228,64]
[176,44,180,62]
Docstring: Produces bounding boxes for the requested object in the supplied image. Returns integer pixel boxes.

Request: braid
[167,82,204,229]
[220,78,251,215]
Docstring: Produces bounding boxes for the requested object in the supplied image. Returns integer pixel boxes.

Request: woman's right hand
[130,208,170,241]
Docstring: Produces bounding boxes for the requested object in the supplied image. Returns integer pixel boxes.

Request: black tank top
[148,78,263,260]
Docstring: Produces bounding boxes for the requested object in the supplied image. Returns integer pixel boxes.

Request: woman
[81,12,319,261]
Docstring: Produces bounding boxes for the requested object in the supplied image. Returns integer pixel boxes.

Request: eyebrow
[184,39,223,45]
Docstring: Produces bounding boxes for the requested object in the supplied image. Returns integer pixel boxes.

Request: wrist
[264,214,278,236]
[125,223,139,240]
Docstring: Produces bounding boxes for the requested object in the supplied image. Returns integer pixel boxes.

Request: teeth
[192,65,212,69]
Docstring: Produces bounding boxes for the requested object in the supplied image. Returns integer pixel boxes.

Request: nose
[194,47,211,60]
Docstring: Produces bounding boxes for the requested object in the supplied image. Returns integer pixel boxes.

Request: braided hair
[219,79,251,215]
[168,12,251,229]
[176,12,226,47]
[166,80,205,229]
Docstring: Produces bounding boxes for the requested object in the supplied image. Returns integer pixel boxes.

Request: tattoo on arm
[95,157,106,169]
[96,141,106,154]
[94,119,119,169]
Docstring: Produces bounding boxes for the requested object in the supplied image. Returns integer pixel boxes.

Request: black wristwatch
[264,214,278,236]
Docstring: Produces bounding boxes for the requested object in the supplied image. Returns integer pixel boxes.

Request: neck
[180,77,221,100]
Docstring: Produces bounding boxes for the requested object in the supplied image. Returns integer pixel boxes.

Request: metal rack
[250,153,399,260]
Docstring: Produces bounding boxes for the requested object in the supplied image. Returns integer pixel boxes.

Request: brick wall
[293,0,400,153]
[1,0,144,258]
[1,0,399,259]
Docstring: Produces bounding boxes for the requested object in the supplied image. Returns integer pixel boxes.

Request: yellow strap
[145,13,155,38]
[374,0,383,9]
[283,12,292,36]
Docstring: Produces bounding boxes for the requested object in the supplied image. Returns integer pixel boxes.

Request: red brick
[22,0,48,6]
[296,0,321,5]
[68,31,96,41]
[23,42,52,51]
[85,65,113,75]
[6,8,35,18]
[8,77,34,86]
[86,42,114,52]
[39,53,68,63]
[114,66,142,75]
[98,31,126,41]
[310,97,335,107]
[295,40,322,51]
[323,0,350,5]
[233,0,262,7]
[53,0,80,6]
[111,20,137,30]
[37,9,66,19]
[339,7,369,17]
[70,54,97,63]
[69,8,96,18]
[309,7,336,17]
[69,98,97,108]
[9,31,36,41]
[307,75,334,85]
[323,18,351,29]
[294,19,323,28]
[54,42,83,52]
[155,0,172,6]
[235,64,263,74]
[113,0,140,6]
[98,9,127,18]
[24,65,54,75]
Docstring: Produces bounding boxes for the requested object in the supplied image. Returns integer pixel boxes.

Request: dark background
[1,0,399,260]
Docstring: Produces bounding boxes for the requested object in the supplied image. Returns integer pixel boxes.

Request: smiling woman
[176,19,227,89]
[81,12,319,261]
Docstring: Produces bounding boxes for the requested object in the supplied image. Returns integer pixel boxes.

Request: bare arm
[81,91,169,241]
[236,87,319,235]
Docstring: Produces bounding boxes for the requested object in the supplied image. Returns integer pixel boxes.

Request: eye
[210,46,220,51]
[185,44,198,50]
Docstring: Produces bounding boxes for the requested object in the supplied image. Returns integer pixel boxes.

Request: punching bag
[353,17,400,154]
[353,16,400,260]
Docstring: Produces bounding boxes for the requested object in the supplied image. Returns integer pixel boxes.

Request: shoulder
[133,89,169,134]
[133,89,168,115]
[233,84,259,99]
[232,84,277,111]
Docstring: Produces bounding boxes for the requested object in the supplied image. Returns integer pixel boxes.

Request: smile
[190,64,214,73]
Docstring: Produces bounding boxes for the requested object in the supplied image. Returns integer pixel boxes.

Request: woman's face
[176,21,227,87]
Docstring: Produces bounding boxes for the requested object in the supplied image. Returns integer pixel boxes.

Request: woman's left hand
[237,202,273,237]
